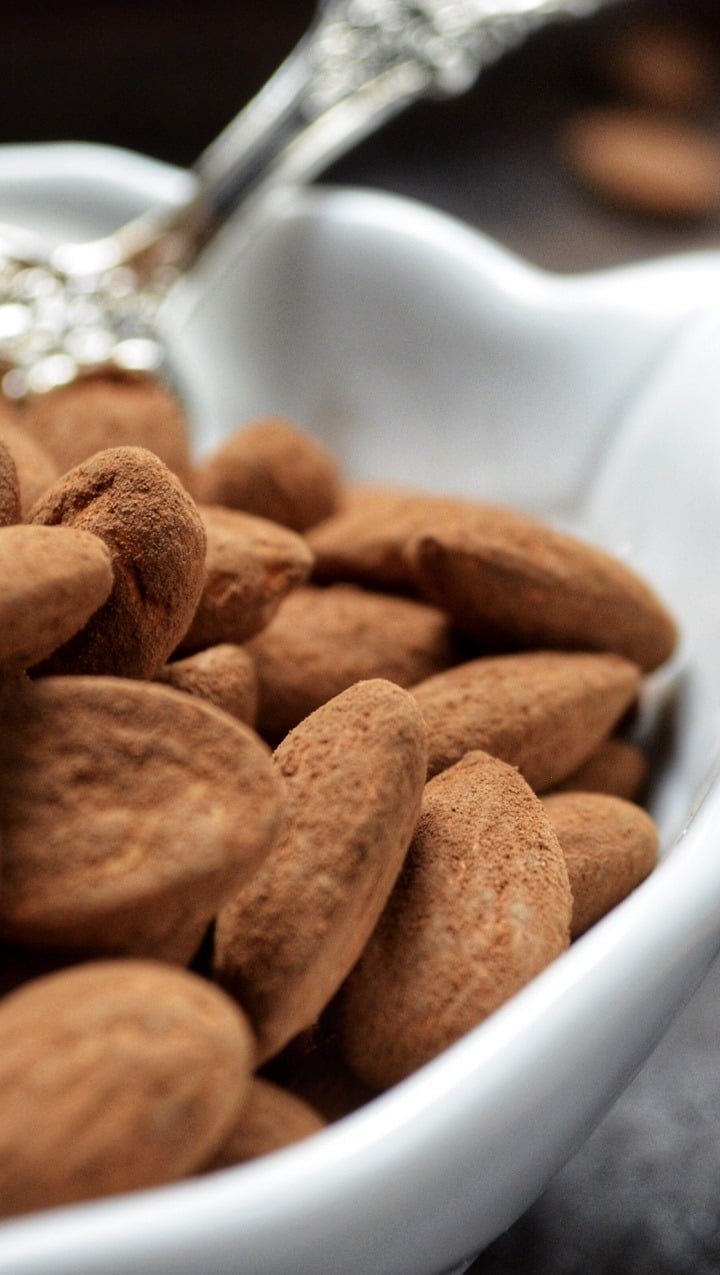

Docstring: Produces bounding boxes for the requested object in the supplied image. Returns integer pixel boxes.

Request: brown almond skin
[334,750,572,1090]
[0,525,114,674]
[206,1078,325,1171]
[21,370,194,489]
[407,506,677,672]
[0,413,59,515]
[30,446,206,679]
[213,679,428,1062]
[247,583,460,744]
[546,735,648,801]
[178,504,314,653]
[412,650,641,785]
[0,960,255,1218]
[156,644,259,726]
[308,485,481,590]
[0,677,284,963]
[542,791,659,939]
[0,439,20,527]
[195,417,342,532]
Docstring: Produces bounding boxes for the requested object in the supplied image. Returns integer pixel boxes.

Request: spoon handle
[55,0,622,282]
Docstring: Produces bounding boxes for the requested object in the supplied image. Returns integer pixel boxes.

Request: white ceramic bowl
[1,143,720,1275]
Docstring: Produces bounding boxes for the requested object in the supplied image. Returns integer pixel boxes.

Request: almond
[406,505,677,671]
[247,583,460,744]
[22,369,194,489]
[334,750,571,1089]
[413,650,641,785]
[542,790,659,938]
[156,644,258,726]
[308,485,479,589]
[30,446,206,678]
[0,439,20,527]
[195,417,342,531]
[546,735,648,801]
[213,679,428,1061]
[0,413,59,516]
[206,1078,324,1170]
[0,676,283,963]
[0,960,255,1217]
[178,504,314,652]
[0,524,113,674]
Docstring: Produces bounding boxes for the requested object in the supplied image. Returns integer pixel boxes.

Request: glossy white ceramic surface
[0,144,719,1275]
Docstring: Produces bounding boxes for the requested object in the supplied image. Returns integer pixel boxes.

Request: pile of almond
[0,370,676,1218]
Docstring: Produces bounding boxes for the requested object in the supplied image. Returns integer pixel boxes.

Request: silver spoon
[0,0,622,400]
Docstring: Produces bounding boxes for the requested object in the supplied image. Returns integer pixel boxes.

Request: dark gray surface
[469,957,720,1273]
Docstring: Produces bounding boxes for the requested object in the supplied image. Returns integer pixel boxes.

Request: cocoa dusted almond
[546,735,648,801]
[406,505,678,672]
[206,1078,325,1170]
[21,369,194,489]
[0,525,113,674]
[412,650,641,786]
[195,417,342,532]
[178,504,314,653]
[30,446,206,679]
[214,679,428,1062]
[307,484,480,590]
[542,790,659,938]
[0,960,255,1217]
[156,644,259,726]
[0,413,59,516]
[334,749,572,1089]
[0,438,20,527]
[247,583,461,744]
[0,677,283,963]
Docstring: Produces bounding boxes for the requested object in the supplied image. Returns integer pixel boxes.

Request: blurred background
[2,0,720,271]
[3,2,720,1272]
